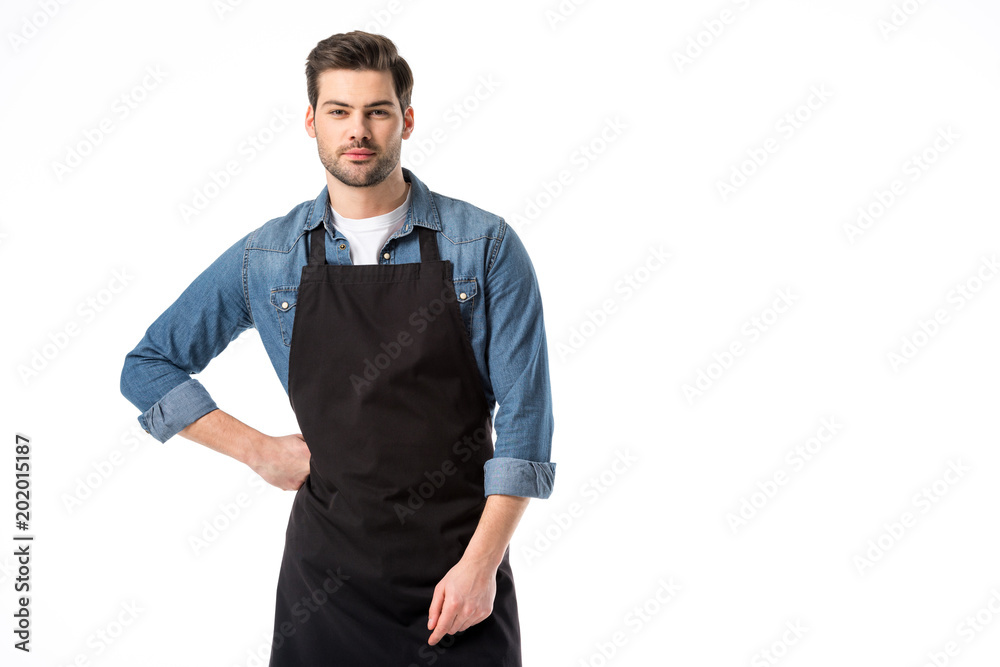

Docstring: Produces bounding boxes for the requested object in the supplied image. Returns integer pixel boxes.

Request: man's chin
[339,160,376,174]
[332,168,380,188]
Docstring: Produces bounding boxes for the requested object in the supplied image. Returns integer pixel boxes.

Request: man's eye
[327,110,387,116]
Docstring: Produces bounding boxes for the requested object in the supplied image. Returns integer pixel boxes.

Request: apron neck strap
[307,223,441,266]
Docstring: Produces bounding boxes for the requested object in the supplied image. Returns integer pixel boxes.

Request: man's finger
[427,584,445,630]
[428,607,458,645]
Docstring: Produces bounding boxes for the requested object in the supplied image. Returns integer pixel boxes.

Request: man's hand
[248,433,311,491]
[426,555,498,645]
[423,494,530,645]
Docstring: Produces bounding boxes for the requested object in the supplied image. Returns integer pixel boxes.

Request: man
[119,30,555,665]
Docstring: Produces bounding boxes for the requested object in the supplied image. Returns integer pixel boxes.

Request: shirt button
[383,252,390,259]
[459,292,467,300]
[339,243,346,250]
[281,301,289,309]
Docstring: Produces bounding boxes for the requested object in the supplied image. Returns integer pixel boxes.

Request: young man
[119,31,555,665]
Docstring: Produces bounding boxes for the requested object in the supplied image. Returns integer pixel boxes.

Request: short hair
[305,31,413,116]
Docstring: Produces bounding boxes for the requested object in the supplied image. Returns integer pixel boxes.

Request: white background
[2,0,1000,665]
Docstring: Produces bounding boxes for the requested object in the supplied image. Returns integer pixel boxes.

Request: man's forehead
[317,70,396,106]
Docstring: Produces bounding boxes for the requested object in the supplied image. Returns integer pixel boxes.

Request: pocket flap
[453,278,477,302]
[270,288,297,312]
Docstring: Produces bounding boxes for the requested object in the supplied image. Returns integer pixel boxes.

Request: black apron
[268,218,522,666]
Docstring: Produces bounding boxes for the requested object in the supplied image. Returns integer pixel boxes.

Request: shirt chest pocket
[452,277,477,342]
[270,287,298,347]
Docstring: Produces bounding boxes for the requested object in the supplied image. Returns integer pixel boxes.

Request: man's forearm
[462,494,530,569]
[178,408,264,468]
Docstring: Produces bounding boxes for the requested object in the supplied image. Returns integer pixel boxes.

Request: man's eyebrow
[320,100,395,109]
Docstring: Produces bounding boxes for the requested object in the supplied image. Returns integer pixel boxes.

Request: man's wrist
[241,431,268,471]
[177,409,268,470]
[462,494,530,570]
[462,543,505,571]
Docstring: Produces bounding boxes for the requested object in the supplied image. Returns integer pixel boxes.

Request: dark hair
[305,31,413,116]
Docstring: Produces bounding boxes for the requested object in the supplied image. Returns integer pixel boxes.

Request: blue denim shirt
[119,168,556,499]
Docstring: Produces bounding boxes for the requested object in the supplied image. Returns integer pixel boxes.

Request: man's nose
[349,120,370,142]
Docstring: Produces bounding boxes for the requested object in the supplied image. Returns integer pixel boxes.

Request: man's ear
[402,106,414,139]
[305,105,317,138]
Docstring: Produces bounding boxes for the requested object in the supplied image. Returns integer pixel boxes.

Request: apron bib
[268,217,521,666]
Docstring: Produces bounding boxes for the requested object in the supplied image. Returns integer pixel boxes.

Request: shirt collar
[303,166,441,233]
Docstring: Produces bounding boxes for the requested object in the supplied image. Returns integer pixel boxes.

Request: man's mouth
[344,149,375,160]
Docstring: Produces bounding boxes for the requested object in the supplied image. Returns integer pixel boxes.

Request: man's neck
[325,167,409,219]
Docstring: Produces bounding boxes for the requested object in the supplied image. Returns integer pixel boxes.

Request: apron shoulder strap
[308,224,327,266]
[416,225,441,262]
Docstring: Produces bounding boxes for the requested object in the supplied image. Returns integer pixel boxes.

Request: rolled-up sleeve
[482,219,556,499]
[120,230,255,443]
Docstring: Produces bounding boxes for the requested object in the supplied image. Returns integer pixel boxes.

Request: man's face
[306,68,411,188]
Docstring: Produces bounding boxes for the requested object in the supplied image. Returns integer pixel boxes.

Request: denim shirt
[119,167,556,499]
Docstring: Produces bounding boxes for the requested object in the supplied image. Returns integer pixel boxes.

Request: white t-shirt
[330,185,412,265]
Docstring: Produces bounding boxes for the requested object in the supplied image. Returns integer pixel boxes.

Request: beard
[317,129,402,188]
